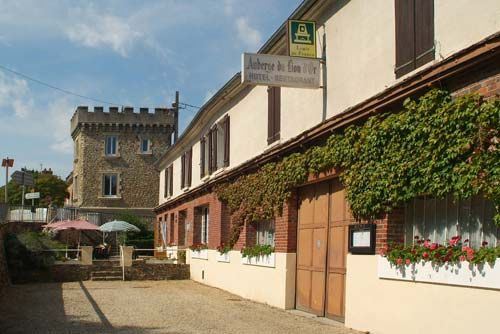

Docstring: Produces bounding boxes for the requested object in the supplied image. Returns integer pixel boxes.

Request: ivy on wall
[216,89,500,247]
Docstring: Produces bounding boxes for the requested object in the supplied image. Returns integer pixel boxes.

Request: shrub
[5,232,66,270]
[241,244,274,258]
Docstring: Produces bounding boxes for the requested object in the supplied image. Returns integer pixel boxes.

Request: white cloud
[65,10,142,57]
[223,0,235,16]
[0,71,74,154]
[236,17,262,50]
[0,72,33,118]
[46,97,75,154]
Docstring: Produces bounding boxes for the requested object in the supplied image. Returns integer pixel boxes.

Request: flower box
[377,255,500,290]
[191,249,208,260]
[241,253,275,268]
[216,252,230,263]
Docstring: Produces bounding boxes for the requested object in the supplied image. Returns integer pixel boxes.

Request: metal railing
[41,248,81,260]
[8,206,48,223]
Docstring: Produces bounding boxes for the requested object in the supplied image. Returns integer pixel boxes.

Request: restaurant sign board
[241,53,320,89]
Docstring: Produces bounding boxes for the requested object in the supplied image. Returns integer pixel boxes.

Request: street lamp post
[1,157,14,203]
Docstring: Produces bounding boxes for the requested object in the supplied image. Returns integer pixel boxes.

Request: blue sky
[0,0,302,182]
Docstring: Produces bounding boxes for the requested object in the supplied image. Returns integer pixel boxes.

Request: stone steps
[91,265,123,281]
[91,270,121,277]
[91,275,123,281]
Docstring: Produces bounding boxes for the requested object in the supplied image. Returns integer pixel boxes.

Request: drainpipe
[174,91,179,144]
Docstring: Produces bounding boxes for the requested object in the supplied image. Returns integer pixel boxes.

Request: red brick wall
[156,193,228,250]
[155,189,298,253]
[449,61,500,99]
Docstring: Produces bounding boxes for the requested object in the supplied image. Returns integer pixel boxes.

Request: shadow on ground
[0,281,181,334]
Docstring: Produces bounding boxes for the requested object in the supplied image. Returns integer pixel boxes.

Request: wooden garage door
[296,180,351,320]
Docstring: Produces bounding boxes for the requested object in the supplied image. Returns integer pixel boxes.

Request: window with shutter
[200,137,206,178]
[267,87,280,144]
[164,164,173,198]
[180,153,185,189]
[210,126,218,173]
[169,165,173,196]
[187,147,192,187]
[223,116,230,167]
[395,0,434,78]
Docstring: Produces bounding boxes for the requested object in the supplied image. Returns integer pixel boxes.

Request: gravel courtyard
[0,280,360,334]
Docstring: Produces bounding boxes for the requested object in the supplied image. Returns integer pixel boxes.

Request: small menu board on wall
[348,224,376,254]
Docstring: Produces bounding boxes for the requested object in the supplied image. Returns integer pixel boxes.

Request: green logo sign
[288,20,316,58]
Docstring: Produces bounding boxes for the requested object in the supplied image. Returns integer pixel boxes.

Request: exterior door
[325,181,350,320]
[296,179,350,320]
[296,182,329,315]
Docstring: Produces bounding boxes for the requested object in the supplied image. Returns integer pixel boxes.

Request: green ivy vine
[216,89,500,247]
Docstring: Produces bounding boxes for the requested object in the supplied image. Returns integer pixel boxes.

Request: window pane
[104,175,110,195]
[141,139,149,152]
[256,221,275,247]
[106,136,117,155]
[405,194,497,248]
[200,206,209,244]
[110,175,117,195]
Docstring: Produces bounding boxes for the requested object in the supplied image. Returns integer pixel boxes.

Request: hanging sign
[25,192,40,200]
[242,53,320,89]
[287,20,317,58]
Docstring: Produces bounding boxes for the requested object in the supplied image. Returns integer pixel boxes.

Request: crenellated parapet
[71,106,176,137]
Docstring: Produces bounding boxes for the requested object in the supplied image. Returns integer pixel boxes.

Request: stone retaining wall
[10,260,190,283]
[126,260,190,280]
[0,222,44,295]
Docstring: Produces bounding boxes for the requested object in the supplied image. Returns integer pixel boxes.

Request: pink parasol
[48,220,100,257]
[43,220,71,230]
[52,220,100,231]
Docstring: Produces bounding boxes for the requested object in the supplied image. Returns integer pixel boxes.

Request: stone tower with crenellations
[70,106,175,220]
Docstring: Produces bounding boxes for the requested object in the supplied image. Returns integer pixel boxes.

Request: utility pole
[1,157,14,203]
[174,91,179,144]
[21,171,26,207]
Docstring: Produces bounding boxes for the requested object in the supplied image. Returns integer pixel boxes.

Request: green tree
[0,169,68,207]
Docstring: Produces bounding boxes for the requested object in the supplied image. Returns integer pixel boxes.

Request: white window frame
[256,220,275,247]
[102,173,119,197]
[201,206,209,244]
[105,136,118,156]
[164,165,173,198]
[140,138,151,154]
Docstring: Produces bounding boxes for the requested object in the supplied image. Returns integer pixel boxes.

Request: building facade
[71,106,175,219]
[154,1,500,333]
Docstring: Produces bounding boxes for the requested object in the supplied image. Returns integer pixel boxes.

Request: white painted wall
[435,0,500,58]
[345,255,500,334]
[159,0,500,205]
[188,250,297,309]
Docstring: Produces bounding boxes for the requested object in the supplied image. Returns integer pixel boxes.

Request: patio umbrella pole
[65,232,68,259]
